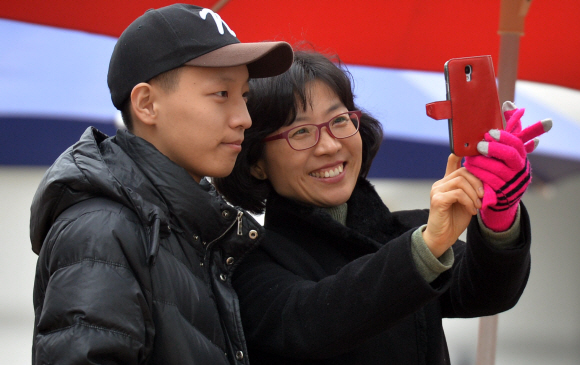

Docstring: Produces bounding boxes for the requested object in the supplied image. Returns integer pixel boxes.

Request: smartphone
[426,55,504,156]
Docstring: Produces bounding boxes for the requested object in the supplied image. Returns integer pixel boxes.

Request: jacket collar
[113,129,233,245]
[265,178,402,246]
[31,126,246,256]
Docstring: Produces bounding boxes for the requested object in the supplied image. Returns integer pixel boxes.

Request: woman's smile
[308,162,345,179]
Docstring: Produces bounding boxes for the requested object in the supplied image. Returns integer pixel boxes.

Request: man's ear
[130,82,157,126]
[250,160,268,180]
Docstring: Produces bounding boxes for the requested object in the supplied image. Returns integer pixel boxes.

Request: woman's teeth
[309,164,343,178]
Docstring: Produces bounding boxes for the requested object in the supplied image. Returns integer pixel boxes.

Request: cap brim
[185,41,293,78]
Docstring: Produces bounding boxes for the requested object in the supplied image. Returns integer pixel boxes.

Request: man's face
[150,65,251,182]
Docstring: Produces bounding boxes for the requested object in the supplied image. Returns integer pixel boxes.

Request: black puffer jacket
[30,127,263,364]
[233,178,532,364]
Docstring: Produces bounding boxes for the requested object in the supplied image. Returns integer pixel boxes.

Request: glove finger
[502,101,518,128]
[524,138,539,154]
[484,130,526,158]
[502,101,517,113]
[505,108,525,134]
[464,155,516,184]
[479,140,526,170]
[463,161,507,192]
[502,101,516,118]
[516,119,553,144]
[482,183,498,209]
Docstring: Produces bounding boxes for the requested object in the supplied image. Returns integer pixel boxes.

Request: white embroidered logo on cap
[199,8,236,37]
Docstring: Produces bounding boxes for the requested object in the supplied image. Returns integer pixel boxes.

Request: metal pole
[476,29,521,365]
[498,33,521,104]
[212,0,232,12]
[476,315,499,365]
[476,1,531,364]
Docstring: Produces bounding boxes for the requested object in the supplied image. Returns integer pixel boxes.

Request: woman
[214,50,550,364]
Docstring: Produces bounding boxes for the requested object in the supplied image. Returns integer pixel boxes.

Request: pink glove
[464,102,553,232]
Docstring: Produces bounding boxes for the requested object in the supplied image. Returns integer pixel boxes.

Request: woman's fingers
[425,179,480,255]
[445,153,462,176]
[438,162,484,197]
[432,171,483,211]
[441,154,483,197]
[432,187,479,215]
[426,162,484,255]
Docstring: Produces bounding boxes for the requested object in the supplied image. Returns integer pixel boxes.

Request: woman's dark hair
[214,49,383,214]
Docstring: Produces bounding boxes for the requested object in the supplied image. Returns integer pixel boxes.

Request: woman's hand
[463,102,552,232]
[422,154,484,257]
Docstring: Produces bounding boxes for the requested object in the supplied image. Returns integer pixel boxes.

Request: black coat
[30,128,262,364]
[232,178,532,365]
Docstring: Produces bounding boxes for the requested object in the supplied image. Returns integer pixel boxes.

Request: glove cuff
[480,203,519,232]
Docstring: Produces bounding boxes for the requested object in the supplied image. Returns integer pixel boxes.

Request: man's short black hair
[214,50,384,214]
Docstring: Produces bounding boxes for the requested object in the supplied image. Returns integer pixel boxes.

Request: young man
[29,4,292,364]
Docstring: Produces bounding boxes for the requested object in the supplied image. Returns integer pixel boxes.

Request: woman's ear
[250,161,268,180]
[130,82,157,126]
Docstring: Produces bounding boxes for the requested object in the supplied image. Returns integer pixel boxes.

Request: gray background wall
[1,166,578,364]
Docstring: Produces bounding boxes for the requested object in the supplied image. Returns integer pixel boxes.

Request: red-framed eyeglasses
[263,110,362,151]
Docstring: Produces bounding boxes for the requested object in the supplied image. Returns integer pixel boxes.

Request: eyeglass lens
[288,112,360,150]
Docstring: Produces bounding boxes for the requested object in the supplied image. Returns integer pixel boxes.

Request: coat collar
[113,129,234,245]
[30,126,241,256]
[264,178,401,249]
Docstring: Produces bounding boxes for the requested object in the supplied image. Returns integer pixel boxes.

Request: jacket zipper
[237,210,243,236]
[203,210,243,264]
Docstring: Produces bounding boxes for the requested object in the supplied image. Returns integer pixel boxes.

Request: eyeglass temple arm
[263,133,286,142]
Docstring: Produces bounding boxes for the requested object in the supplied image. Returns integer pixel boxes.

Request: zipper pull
[236,211,244,236]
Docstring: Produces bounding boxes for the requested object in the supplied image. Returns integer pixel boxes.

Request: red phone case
[426,55,504,156]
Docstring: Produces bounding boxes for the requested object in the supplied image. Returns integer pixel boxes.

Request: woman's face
[253,80,363,207]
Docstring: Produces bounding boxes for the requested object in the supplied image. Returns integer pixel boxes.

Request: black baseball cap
[107,3,293,110]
